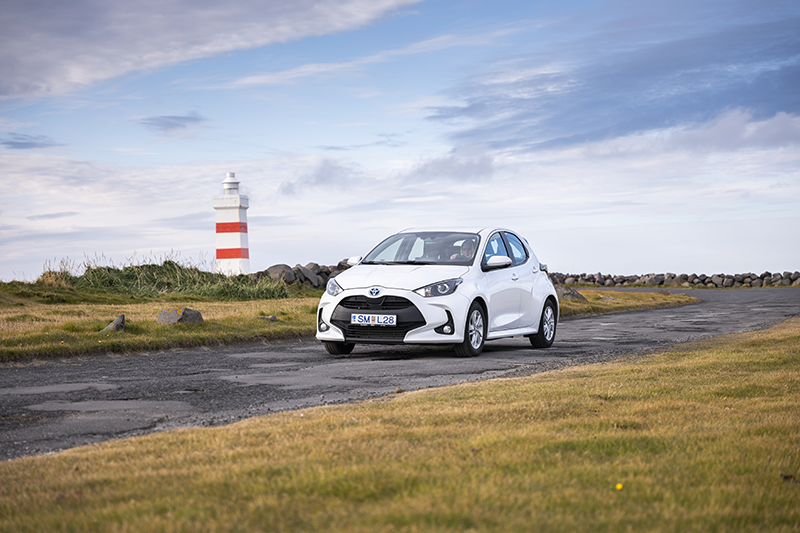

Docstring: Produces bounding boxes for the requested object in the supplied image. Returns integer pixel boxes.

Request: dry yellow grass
[1,316,797,532]
[0,289,697,361]
[0,298,320,361]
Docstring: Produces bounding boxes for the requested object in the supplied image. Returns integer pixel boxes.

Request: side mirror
[484,255,512,270]
[539,263,548,273]
[347,256,362,267]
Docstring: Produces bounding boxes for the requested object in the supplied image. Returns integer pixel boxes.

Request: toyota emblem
[369,287,381,297]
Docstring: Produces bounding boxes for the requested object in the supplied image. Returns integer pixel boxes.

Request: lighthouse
[213,172,250,275]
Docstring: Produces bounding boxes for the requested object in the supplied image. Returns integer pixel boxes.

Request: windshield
[362,231,480,266]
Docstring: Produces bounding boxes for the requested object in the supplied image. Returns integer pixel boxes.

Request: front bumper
[316,288,470,344]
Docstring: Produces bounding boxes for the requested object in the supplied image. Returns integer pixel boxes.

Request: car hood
[334,264,470,291]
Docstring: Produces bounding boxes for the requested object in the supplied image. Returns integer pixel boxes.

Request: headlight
[326,278,344,297]
[414,278,462,298]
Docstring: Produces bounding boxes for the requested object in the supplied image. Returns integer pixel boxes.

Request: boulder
[101,314,125,332]
[304,262,322,275]
[158,307,204,325]
[266,264,296,283]
[294,264,320,287]
[555,285,588,302]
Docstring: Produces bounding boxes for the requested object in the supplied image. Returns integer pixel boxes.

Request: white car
[316,228,559,356]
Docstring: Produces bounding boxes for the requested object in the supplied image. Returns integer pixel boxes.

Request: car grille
[338,295,414,310]
[331,295,425,342]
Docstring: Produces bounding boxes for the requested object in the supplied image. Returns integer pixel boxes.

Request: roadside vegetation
[558,289,697,317]
[2,316,797,531]
[0,258,698,361]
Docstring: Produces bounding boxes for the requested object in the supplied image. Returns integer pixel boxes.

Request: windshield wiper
[397,260,438,265]
[360,260,391,265]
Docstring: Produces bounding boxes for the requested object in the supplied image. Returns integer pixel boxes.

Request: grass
[0,283,696,361]
[0,297,321,361]
[1,317,798,532]
[559,289,698,317]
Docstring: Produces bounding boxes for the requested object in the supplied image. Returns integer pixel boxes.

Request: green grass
[3,258,288,303]
[1,318,798,532]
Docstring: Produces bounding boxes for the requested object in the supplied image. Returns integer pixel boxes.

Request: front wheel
[529,299,556,348]
[323,341,355,355]
[454,302,486,357]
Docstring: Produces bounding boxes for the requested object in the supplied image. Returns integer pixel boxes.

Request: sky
[1,0,799,281]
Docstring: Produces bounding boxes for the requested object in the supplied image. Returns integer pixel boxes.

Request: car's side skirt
[486,326,538,341]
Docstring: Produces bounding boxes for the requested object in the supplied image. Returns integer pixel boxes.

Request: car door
[482,232,520,332]
[504,231,537,329]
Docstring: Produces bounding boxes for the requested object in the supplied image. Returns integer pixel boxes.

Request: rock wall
[252,261,800,289]
[250,260,351,288]
[549,271,800,288]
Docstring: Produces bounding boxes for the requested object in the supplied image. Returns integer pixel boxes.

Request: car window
[504,232,528,265]
[483,233,509,263]
[363,232,480,265]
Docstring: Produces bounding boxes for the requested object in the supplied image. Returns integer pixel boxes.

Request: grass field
[1,315,797,531]
[1,266,698,361]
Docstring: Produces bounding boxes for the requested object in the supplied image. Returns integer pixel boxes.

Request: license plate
[350,313,397,326]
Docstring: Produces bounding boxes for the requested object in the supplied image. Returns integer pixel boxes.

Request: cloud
[26,212,78,221]
[227,30,515,87]
[665,110,800,151]
[278,158,365,196]
[427,2,800,152]
[0,0,423,99]
[399,144,494,183]
[0,133,63,149]
[140,112,209,135]
[317,133,406,151]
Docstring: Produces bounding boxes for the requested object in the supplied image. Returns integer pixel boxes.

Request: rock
[266,264,296,283]
[723,277,734,287]
[711,274,725,286]
[294,264,320,287]
[645,275,664,286]
[752,279,763,287]
[304,262,322,275]
[252,315,278,322]
[157,307,204,325]
[792,272,800,281]
[555,285,588,302]
[564,277,576,285]
[101,314,125,332]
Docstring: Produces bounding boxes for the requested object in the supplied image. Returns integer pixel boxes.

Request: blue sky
[1,0,798,280]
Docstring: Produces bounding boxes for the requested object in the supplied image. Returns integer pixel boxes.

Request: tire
[323,341,355,355]
[454,302,486,357]
[529,299,556,348]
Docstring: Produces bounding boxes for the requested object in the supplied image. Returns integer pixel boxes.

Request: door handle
[511,274,519,281]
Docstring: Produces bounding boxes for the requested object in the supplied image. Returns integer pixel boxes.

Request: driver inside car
[450,239,477,261]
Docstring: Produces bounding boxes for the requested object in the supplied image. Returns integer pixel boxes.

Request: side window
[504,232,528,265]
[483,233,509,263]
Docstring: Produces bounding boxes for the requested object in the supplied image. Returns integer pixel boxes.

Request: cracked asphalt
[1,287,798,461]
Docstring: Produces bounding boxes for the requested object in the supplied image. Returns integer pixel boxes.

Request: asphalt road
[1,287,798,461]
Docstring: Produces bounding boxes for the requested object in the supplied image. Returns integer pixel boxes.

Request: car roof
[397,227,505,235]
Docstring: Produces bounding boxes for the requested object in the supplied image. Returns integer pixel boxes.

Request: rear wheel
[529,299,556,348]
[454,302,486,357]
[323,341,355,355]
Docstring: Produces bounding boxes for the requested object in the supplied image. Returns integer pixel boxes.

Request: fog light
[443,325,452,334]
[319,322,329,332]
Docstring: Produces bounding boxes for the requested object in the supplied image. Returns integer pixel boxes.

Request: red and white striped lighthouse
[213,172,250,275]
